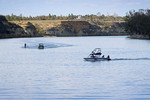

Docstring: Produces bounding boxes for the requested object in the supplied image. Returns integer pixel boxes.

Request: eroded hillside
[0,15,127,38]
[13,20,126,36]
[0,15,41,38]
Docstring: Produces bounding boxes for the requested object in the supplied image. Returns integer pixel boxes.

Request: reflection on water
[0,36,150,100]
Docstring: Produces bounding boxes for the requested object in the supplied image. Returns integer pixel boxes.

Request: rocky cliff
[0,15,41,38]
[0,15,127,38]
[15,22,40,37]
[45,21,126,36]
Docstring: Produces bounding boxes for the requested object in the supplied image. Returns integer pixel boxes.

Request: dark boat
[38,43,44,49]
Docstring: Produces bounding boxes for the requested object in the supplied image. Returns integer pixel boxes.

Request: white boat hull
[84,58,111,61]
[84,48,111,61]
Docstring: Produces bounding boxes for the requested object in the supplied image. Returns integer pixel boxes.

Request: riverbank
[129,34,150,39]
[0,15,128,38]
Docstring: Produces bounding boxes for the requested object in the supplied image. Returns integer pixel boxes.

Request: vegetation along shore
[125,9,150,39]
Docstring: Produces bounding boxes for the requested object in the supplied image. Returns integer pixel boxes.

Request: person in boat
[107,55,110,59]
[102,55,104,58]
[91,53,95,58]
[24,43,26,48]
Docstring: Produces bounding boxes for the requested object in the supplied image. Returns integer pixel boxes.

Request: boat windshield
[39,43,44,46]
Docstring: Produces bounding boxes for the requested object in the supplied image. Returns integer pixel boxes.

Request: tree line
[125,9,150,37]
[5,13,124,22]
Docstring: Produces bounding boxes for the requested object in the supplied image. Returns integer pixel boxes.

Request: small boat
[38,43,44,49]
[84,48,111,61]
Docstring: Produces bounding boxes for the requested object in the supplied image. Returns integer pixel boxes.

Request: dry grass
[10,20,66,31]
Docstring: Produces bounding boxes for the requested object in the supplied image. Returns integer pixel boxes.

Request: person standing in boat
[107,55,110,59]
[24,43,26,48]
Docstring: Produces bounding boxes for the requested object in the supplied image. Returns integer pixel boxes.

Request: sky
[0,0,150,17]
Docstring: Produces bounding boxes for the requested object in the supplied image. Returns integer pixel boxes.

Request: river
[0,36,150,100]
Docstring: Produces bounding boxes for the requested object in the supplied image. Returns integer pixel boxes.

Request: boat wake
[22,42,72,49]
[112,58,150,61]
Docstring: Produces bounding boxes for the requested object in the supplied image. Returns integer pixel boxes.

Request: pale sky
[0,0,150,16]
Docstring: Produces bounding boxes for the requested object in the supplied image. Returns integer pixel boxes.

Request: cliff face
[0,15,127,38]
[0,15,40,38]
[46,21,126,36]
[61,21,90,33]
[16,22,40,37]
[0,17,25,38]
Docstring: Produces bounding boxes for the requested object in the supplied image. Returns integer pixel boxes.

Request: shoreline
[0,34,128,39]
[128,34,150,40]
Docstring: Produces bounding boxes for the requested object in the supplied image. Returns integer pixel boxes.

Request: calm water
[0,36,150,100]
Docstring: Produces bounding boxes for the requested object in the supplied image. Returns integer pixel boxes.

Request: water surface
[0,36,150,100]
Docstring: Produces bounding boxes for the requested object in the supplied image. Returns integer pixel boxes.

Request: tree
[20,14,22,18]
[97,12,101,16]
[89,15,93,23]
[113,13,118,17]
[125,9,150,37]
[49,14,51,19]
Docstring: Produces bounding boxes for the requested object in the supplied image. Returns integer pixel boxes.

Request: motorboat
[38,43,44,49]
[84,48,111,61]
